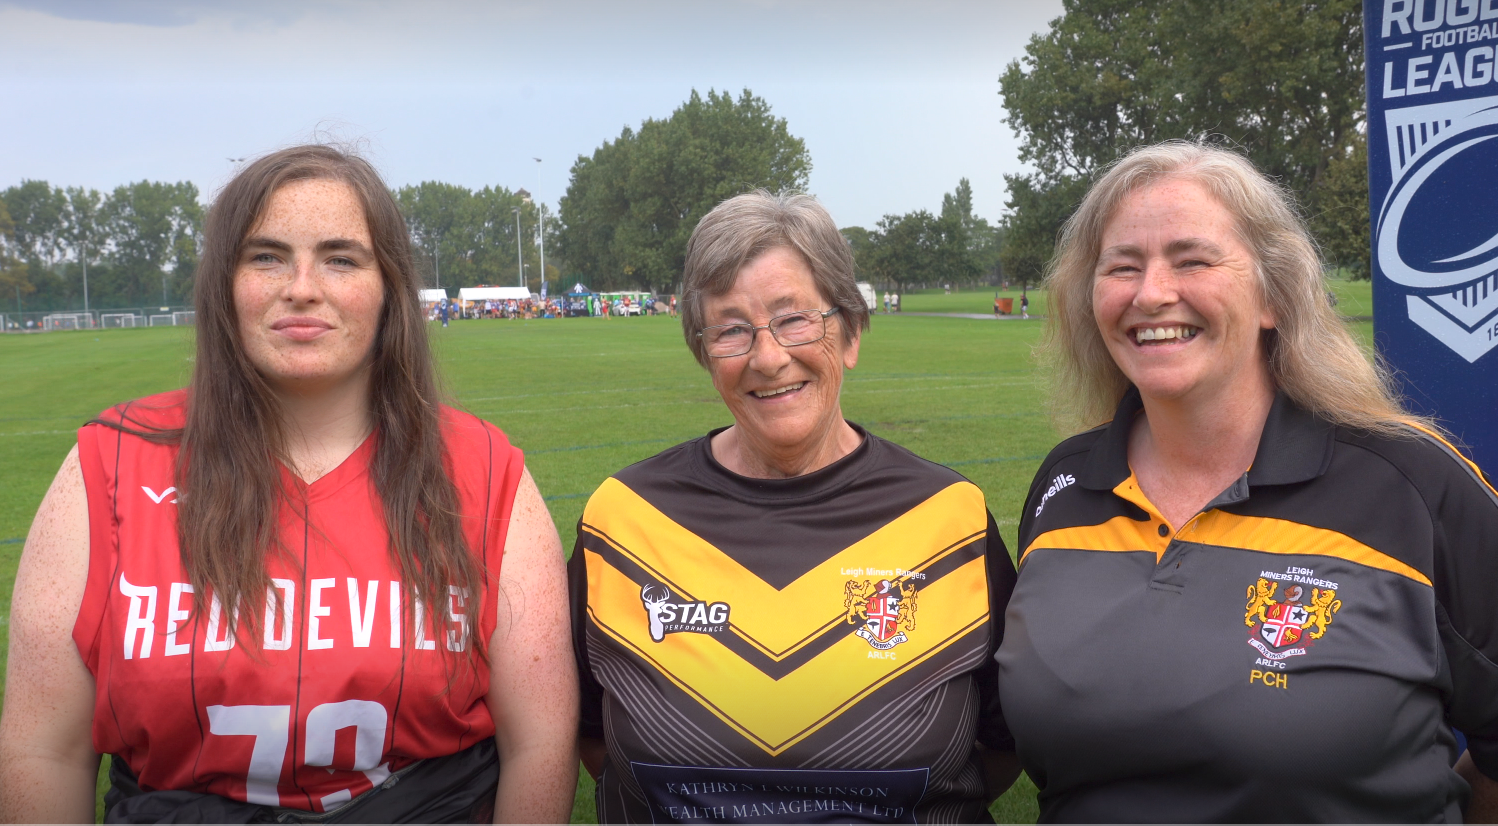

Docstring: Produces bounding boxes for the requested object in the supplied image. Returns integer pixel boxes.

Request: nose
[1133,258,1178,314]
[744,324,792,375]
[284,256,320,305]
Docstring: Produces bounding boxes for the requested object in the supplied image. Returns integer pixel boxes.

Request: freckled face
[1092,179,1276,405]
[233,179,385,395]
[701,247,859,462]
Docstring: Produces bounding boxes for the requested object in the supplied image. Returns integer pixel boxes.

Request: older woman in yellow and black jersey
[997,141,1498,823]
[567,190,1022,824]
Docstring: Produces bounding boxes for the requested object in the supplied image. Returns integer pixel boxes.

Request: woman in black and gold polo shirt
[999,141,1498,822]
[569,190,1019,824]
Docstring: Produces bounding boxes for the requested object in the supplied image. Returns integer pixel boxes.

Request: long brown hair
[1039,140,1421,436]
[111,145,481,659]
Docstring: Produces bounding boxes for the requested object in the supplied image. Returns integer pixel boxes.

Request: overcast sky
[0,0,1062,229]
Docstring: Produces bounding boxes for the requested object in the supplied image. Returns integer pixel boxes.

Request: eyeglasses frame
[696,306,842,358]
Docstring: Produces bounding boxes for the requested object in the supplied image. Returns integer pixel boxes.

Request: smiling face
[1092,178,1276,407]
[234,178,385,397]
[702,246,859,473]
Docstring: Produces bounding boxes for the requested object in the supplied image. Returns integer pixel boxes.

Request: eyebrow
[241,237,374,258]
[316,238,375,257]
[1097,237,1227,260]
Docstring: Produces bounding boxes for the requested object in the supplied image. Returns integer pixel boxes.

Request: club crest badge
[1243,576,1341,662]
[843,578,917,651]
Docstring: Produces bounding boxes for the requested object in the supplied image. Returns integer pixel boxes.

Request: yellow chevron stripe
[585,549,990,754]
[581,478,987,659]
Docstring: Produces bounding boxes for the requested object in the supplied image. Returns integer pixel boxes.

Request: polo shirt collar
[1077,386,1336,492]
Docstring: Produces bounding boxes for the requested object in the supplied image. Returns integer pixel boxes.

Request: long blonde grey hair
[1038,140,1416,436]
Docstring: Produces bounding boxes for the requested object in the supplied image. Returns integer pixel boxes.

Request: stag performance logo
[1377,96,1498,362]
[640,583,731,642]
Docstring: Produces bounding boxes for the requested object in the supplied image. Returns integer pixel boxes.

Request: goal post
[102,313,145,329]
[172,311,196,326]
[42,313,93,331]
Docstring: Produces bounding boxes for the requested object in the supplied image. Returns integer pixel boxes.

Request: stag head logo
[640,583,673,642]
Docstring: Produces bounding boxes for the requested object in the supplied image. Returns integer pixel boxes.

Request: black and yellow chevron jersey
[569,424,1018,824]
[996,389,1498,823]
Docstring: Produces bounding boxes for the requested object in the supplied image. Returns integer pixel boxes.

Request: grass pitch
[0,304,1375,823]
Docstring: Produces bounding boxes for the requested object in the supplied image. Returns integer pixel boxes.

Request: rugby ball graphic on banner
[1376,98,1498,362]
[1366,0,1498,471]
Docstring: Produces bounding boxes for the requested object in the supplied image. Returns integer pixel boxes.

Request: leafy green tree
[999,0,1365,278]
[395,184,553,292]
[0,180,68,268]
[0,199,35,314]
[557,89,811,292]
[864,210,939,293]
[396,181,469,289]
[100,181,203,306]
[841,226,875,279]
[62,187,106,310]
[1309,130,1370,278]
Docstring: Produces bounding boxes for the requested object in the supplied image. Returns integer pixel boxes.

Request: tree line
[0,180,202,313]
[10,0,1376,317]
[842,179,1007,293]
[998,0,1369,283]
[0,179,559,313]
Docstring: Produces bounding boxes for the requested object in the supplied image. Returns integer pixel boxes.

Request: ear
[842,330,860,371]
[1259,300,1277,330]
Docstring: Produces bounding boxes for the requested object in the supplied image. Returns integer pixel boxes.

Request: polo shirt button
[1157,524,1169,537]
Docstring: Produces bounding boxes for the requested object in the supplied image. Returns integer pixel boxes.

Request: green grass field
[0,307,1376,822]
[895,276,1372,319]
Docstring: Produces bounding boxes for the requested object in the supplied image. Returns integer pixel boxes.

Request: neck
[270,369,375,483]
[713,416,862,479]
[1127,369,1276,529]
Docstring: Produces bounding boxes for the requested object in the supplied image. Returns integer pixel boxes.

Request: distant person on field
[1020,293,1029,319]
[570,190,1020,823]
[0,144,578,824]
[884,291,891,313]
[892,292,900,312]
[999,140,1498,822]
[439,298,449,327]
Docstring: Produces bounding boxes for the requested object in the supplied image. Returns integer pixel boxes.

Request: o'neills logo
[1034,473,1076,517]
[640,583,730,643]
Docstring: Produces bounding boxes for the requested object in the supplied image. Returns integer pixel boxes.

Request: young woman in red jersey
[0,146,578,823]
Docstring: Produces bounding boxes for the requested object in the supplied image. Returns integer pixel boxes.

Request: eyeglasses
[697,307,841,358]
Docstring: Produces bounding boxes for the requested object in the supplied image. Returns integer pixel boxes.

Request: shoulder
[1334,424,1498,517]
[611,436,703,491]
[861,431,974,490]
[1028,424,1107,491]
[439,405,518,454]
[87,389,188,431]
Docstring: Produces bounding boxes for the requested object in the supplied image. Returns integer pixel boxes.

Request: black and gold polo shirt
[569,425,1017,824]
[997,389,1498,823]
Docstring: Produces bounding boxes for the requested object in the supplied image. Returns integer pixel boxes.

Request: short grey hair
[1041,140,1414,435]
[680,190,869,366]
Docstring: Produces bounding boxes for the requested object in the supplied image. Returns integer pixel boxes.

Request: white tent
[418,289,448,302]
[459,287,532,301]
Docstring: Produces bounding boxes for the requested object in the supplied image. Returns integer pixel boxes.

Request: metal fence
[2,306,196,333]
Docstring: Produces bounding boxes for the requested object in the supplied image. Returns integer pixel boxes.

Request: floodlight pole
[81,227,90,319]
[534,158,545,296]
[514,206,524,288]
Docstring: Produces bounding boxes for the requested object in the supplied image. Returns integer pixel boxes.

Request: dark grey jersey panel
[998,390,1498,823]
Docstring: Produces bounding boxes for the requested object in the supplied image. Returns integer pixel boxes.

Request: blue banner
[1365,0,1498,471]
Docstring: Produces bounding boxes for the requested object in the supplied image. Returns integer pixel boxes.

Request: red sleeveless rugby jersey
[73,390,524,812]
